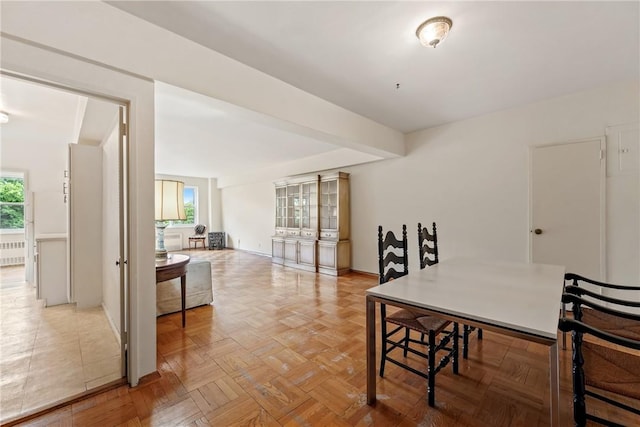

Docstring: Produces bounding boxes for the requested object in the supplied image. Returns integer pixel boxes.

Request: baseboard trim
[135,370,161,387]
[349,269,378,278]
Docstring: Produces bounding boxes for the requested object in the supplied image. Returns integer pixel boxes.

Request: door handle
[534,228,543,235]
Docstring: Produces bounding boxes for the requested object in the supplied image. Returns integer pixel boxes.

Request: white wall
[604,122,640,287]
[69,144,103,308]
[221,80,640,286]
[209,178,223,233]
[1,137,69,235]
[209,178,223,231]
[1,140,68,194]
[221,181,273,252]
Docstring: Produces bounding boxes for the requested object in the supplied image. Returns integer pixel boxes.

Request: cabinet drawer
[287,230,300,237]
[301,230,316,238]
[320,231,338,239]
[274,229,285,236]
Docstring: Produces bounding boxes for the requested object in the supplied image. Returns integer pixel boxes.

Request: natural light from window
[171,186,197,227]
[0,175,25,232]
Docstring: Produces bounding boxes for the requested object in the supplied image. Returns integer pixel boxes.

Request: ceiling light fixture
[416,16,453,48]
[0,111,9,124]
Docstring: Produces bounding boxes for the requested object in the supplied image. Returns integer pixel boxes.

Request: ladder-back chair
[378,224,458,407]
[418,222,482,360]
[559,289,640,426]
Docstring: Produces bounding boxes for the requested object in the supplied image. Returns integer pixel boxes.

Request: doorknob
[534,228,543,235]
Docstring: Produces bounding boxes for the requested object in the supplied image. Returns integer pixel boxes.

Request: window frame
[0,172,26,234]
[168,185,198,228]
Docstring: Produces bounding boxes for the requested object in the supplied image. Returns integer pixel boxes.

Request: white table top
[366,258,566,341]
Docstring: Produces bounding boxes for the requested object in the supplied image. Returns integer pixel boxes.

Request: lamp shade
[155,180,186,221]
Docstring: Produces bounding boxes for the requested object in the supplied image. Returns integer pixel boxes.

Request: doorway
[529,138,605,280]
[0,73,129,422]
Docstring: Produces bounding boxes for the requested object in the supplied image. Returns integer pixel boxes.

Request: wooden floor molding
[9,249,639,426]
[2,378,126,427]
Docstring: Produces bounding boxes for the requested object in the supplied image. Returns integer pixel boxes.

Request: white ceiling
[0,76,85,146]
[109,1,639,133]
[0,75,119,150]
[3,2,638,184]
[155,82,341,179]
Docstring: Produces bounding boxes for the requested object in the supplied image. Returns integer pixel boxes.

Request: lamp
[416,16,453,48]
[155,179,186,259]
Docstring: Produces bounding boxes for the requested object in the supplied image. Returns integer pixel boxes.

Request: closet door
[530,139,604,279]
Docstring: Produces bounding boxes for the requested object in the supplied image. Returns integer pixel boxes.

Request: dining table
[365,257,566,426]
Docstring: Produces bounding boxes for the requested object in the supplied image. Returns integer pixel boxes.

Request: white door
[530,138,605,280]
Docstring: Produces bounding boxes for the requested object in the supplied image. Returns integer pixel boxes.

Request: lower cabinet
[318,240,351,276]
[272,238,285,265]
[284,239,298,267]
[297,239,317,271]
[272,238,318,272]
[36,235,69,307]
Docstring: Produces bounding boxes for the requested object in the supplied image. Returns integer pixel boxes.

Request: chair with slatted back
[378,224,459,407]
[418,222,482,359]
[558,288,640,427]
[562,273,640,349]
[188,224,206,249]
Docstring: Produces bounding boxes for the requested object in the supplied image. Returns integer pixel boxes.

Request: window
[0,175,25,231]
[171,186,197,226]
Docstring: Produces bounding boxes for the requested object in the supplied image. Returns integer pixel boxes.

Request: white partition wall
[69,144,103,308]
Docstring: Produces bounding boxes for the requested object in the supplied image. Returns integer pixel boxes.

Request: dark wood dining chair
[562,273,640,349]
[378,224,458,407]
[418,222,482,359]
[558,289,640,427]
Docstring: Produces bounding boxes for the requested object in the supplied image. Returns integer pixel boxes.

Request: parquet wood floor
[10,249,639,426]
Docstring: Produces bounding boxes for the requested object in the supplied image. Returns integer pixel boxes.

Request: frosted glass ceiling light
[416,16,453,48]
[0,111,9,124]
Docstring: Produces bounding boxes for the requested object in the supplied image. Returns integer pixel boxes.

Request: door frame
[528,136,607,280]
[1,69,131,381]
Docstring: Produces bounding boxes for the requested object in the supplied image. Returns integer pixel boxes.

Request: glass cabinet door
[275,187,286,228]
[320,180,338,230]
[301,182,317,229]
[287,184,300,228]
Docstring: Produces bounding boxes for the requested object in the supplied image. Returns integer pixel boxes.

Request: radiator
[1,256,25,266]
[164,233,182,251]
[0,241,25,250]
[0,240,26,266]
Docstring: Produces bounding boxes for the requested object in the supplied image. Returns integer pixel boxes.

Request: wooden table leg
[366,295,376,405]
[549,342,559,426]
[181,274,186,328]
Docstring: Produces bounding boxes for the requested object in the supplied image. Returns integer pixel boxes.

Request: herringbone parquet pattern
[11,249,639,426]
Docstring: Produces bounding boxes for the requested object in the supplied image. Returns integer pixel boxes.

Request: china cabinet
[318,172,350,275]
[272,172,350,275]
